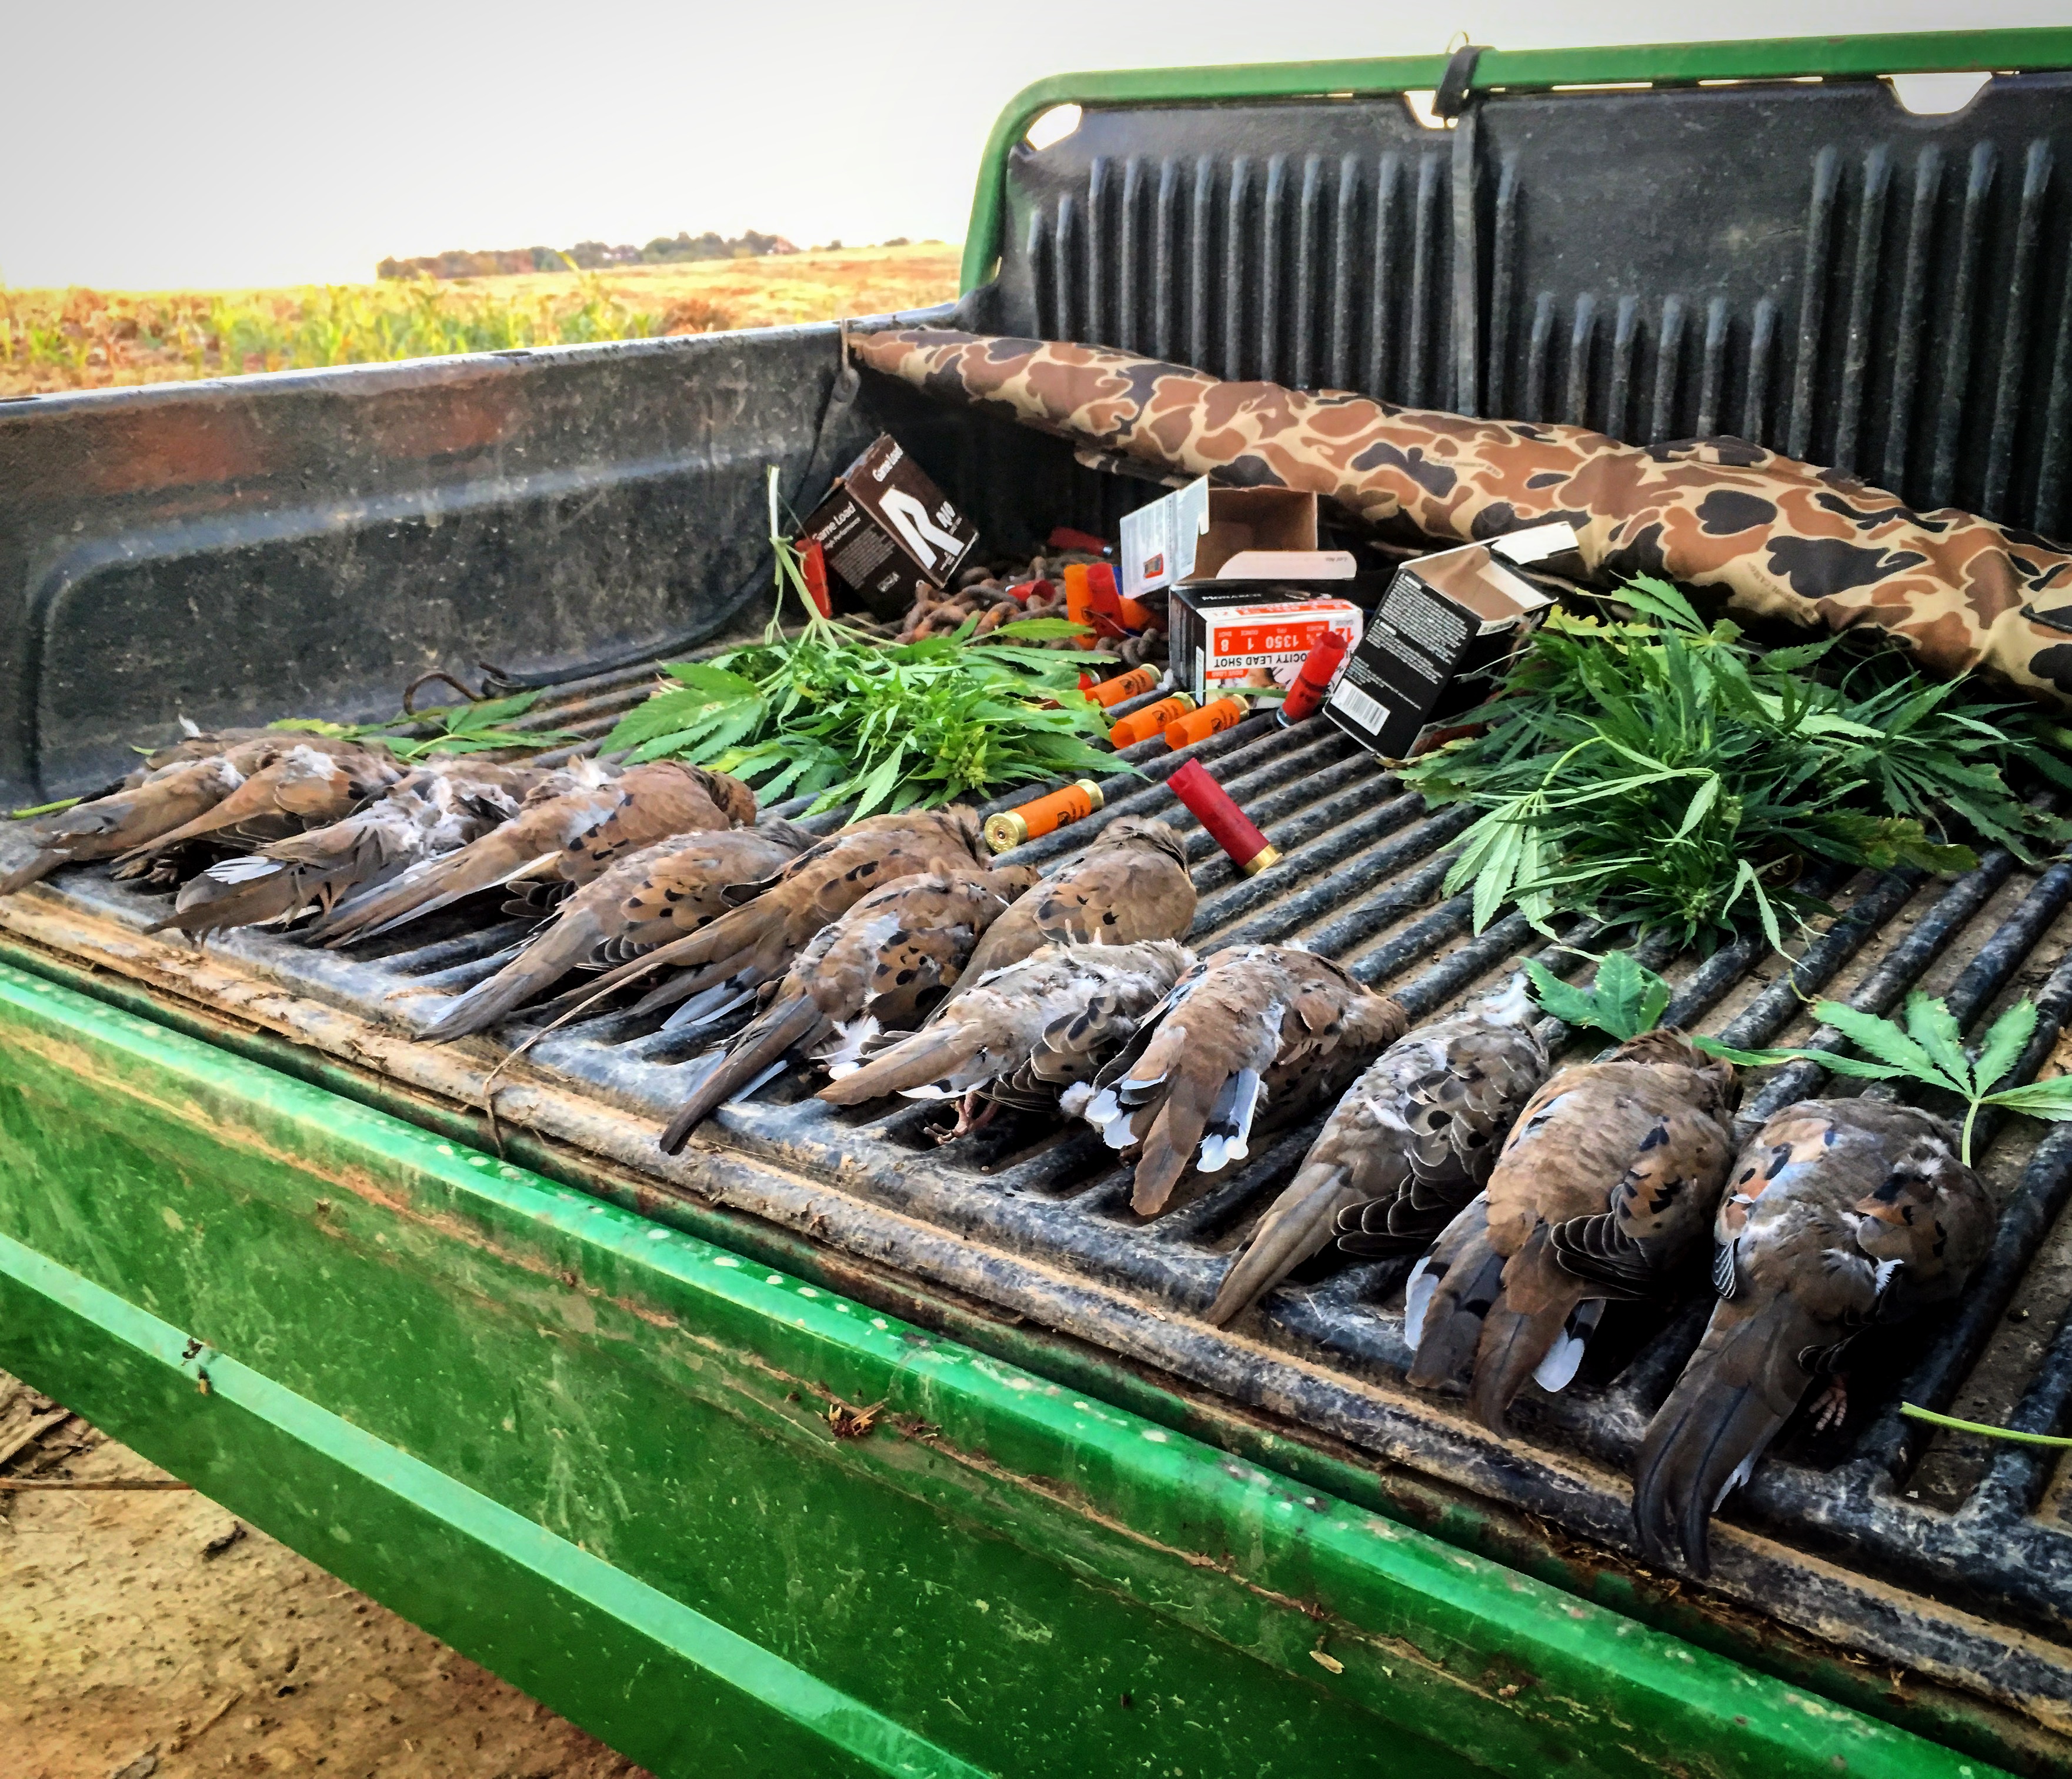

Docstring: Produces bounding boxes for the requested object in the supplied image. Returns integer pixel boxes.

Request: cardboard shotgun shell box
[801,434,978,619]
[1324,522,1576,759]
[1171,589,1363,701]
[1119,476,1319,597]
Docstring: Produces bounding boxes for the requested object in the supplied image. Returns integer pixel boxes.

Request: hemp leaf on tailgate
[271,690,577,760]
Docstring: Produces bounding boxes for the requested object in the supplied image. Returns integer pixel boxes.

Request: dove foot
[1809,1376,1850,1434]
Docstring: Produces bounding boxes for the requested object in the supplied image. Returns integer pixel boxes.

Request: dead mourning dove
[125,724,280,784]
[0,735,289,895]
[148,761,532,940]
[1081,945,1409,1218]
[961,815,1196,978]
[1406,1029,1737,1432]
[1204,975,1549,1328]
[578,808,992,1029]
[817,940,1195,1128]
[658,862,1039,1150]
[418,824,810,1040]
[556,764,755,884]
[114,741,404,868]
[1633,1099,1992,1574]
[312,760,753,945]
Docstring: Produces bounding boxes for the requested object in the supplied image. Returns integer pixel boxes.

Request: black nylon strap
[1433,44,1488,119]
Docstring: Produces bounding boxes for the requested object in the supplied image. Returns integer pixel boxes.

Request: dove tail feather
[817,1029,976,1105]
[631,947,762,1018]
[146,864,304,937]
[1127,1066,1224,1217]
[1633,1302,1803,1574]
[1406,1225,1505,1395]
[0,852,62,897]
[1466,1230,1589,1433]
[660,995,826,1153]
[421,910,605,1041]
[1204,1161,1349,1328]
[316,837,535,944]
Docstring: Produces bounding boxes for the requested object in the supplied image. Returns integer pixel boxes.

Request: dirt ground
[0,1373,650,1779]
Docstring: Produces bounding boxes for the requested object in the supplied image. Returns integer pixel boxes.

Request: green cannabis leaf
[1694,991,2072,1164]
[272,691,578,762]
[1404,576,2072,950]
[602,466,1120,816]
[1523,950,1672,1041]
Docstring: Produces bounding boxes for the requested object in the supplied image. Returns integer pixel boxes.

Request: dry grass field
[0,242,962,398]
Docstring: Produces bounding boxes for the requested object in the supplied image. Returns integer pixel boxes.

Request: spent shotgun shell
[984,779,1106,853]
[1277,626,1350,725]
[1167,758,1280,875]
[1108,694,1196,748]
[1164,696,1249,749]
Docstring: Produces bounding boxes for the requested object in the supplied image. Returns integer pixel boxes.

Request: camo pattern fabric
[850,326,2072,708]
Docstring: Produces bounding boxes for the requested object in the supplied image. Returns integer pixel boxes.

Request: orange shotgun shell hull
[1108,694,1196,748]
[1164,697,1247,749]
[984,779,1106,853]
[1087,664,1160,709]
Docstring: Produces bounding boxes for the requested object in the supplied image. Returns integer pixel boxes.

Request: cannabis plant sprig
[1406,576,2072,950]
[1694,991,2072,1165]
[1522,950,1672,1041]
[602,467,1120,817]
[271,690,577,761]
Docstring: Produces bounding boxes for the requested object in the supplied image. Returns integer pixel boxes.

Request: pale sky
[6,0,2061,291]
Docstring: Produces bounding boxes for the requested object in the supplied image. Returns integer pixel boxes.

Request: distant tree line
[376,230,800,281]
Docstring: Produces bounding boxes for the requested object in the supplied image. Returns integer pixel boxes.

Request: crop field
[0,242,962,398]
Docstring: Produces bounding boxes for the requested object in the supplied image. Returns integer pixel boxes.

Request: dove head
[984,864,1042,902]
[1610,1027,1740,1112]
[1092,815,1189,867]
[688,765,759,827]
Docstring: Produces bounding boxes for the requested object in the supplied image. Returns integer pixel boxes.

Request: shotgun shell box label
[1325,525,1569,759]
[799,434,978,618]
[1178,597,1362,699]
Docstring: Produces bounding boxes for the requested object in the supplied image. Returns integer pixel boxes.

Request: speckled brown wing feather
[817,940,1194,1110]
[115,742,403,865]
[1,754,258,895]
[1334,992,1552,1255]
[1634,1099,1992,1574]
[596,825,812,962]
[657,864,1036,1149]
[149,764,523,941]
[310,762,630,944]
[1206,978,1549,1327]
[419,826,807,1041]
[592,808,991,1024]
[963,816,1196,978]
[1407,1030,1738,1431]
[1082,945,1408,1217]
[555,763,756,885]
